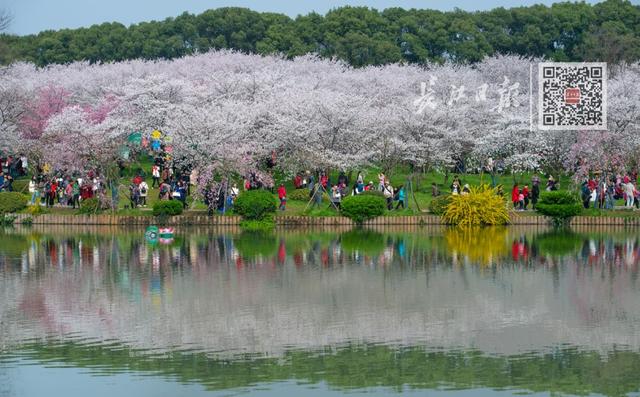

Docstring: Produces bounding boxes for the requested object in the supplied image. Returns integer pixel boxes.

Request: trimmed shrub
[288,188,312,201]
[341,193,386,224]
[428,194,451,215]
[234,189,277,220]
[536,191,582,226]
[0,192,28,214]
[152,200,184,216]
[78,198,102,214]
[443,184,509,226]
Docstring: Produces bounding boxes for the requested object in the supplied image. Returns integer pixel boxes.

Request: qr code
[538,62,607,130]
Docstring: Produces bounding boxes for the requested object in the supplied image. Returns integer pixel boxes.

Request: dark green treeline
[1,0,640,67]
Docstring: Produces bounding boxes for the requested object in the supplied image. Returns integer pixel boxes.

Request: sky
[0,0,635,36]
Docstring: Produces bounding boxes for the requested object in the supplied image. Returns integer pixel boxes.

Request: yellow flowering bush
[442,184,509,226]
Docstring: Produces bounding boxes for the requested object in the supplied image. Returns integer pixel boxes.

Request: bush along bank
[234,189,278,230]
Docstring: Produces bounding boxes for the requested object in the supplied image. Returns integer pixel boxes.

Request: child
[518,189,525,210]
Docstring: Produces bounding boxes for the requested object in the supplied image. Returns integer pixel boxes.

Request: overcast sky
[1,0,634,36]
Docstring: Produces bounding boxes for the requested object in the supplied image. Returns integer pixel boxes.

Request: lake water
[1,225,640,397]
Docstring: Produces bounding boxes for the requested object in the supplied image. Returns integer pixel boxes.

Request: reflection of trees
[534,230,585,257]
[11,341,640,397]
[3,226,640,276]
[1,227,640,361]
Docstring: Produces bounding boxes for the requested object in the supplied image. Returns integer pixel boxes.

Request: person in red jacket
[48,180,58,207]
[278,183,287,211]
[511,183,519,209]
[294,174,302,189]
[522,184,530,210]
[320,173,328,188]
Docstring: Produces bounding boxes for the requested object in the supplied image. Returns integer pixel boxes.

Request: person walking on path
[531,177,540,209]
[395,185,406,209]
[151,164,160,188]
[159,180,171,201]
[177,181,188,209]
[546,176,557,191]
[28,176,39,204]
[139,180,149,207]
[278,183,287,211]
[624,180,635,208]
[71,181,80,209]
[511,183,520,209]
[383,181,394,210]
[330,185,342,210]
[522,184,530,210]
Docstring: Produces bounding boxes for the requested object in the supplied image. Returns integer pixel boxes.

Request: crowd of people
[579,174,640,210]
[7,147,640,214]
[0,155,29,192]
[290,170,407,211]
[14,150,196,211]
[448,174,551,211]
[27,172,105,208]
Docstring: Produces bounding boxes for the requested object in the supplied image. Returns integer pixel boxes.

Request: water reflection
[1,225,640,396]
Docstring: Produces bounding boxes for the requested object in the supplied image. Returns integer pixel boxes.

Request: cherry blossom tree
[1,50,638,192]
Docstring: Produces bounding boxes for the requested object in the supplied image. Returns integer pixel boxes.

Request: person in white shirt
[383,182,394,210]
[20,156,28,175]
[139,180,149,206]
[230,183,239,199]
[151,165,160,188]
[28,177,38,204]
[624,181,635,208]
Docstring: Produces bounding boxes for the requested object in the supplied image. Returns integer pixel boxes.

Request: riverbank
[7,213,640,227]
